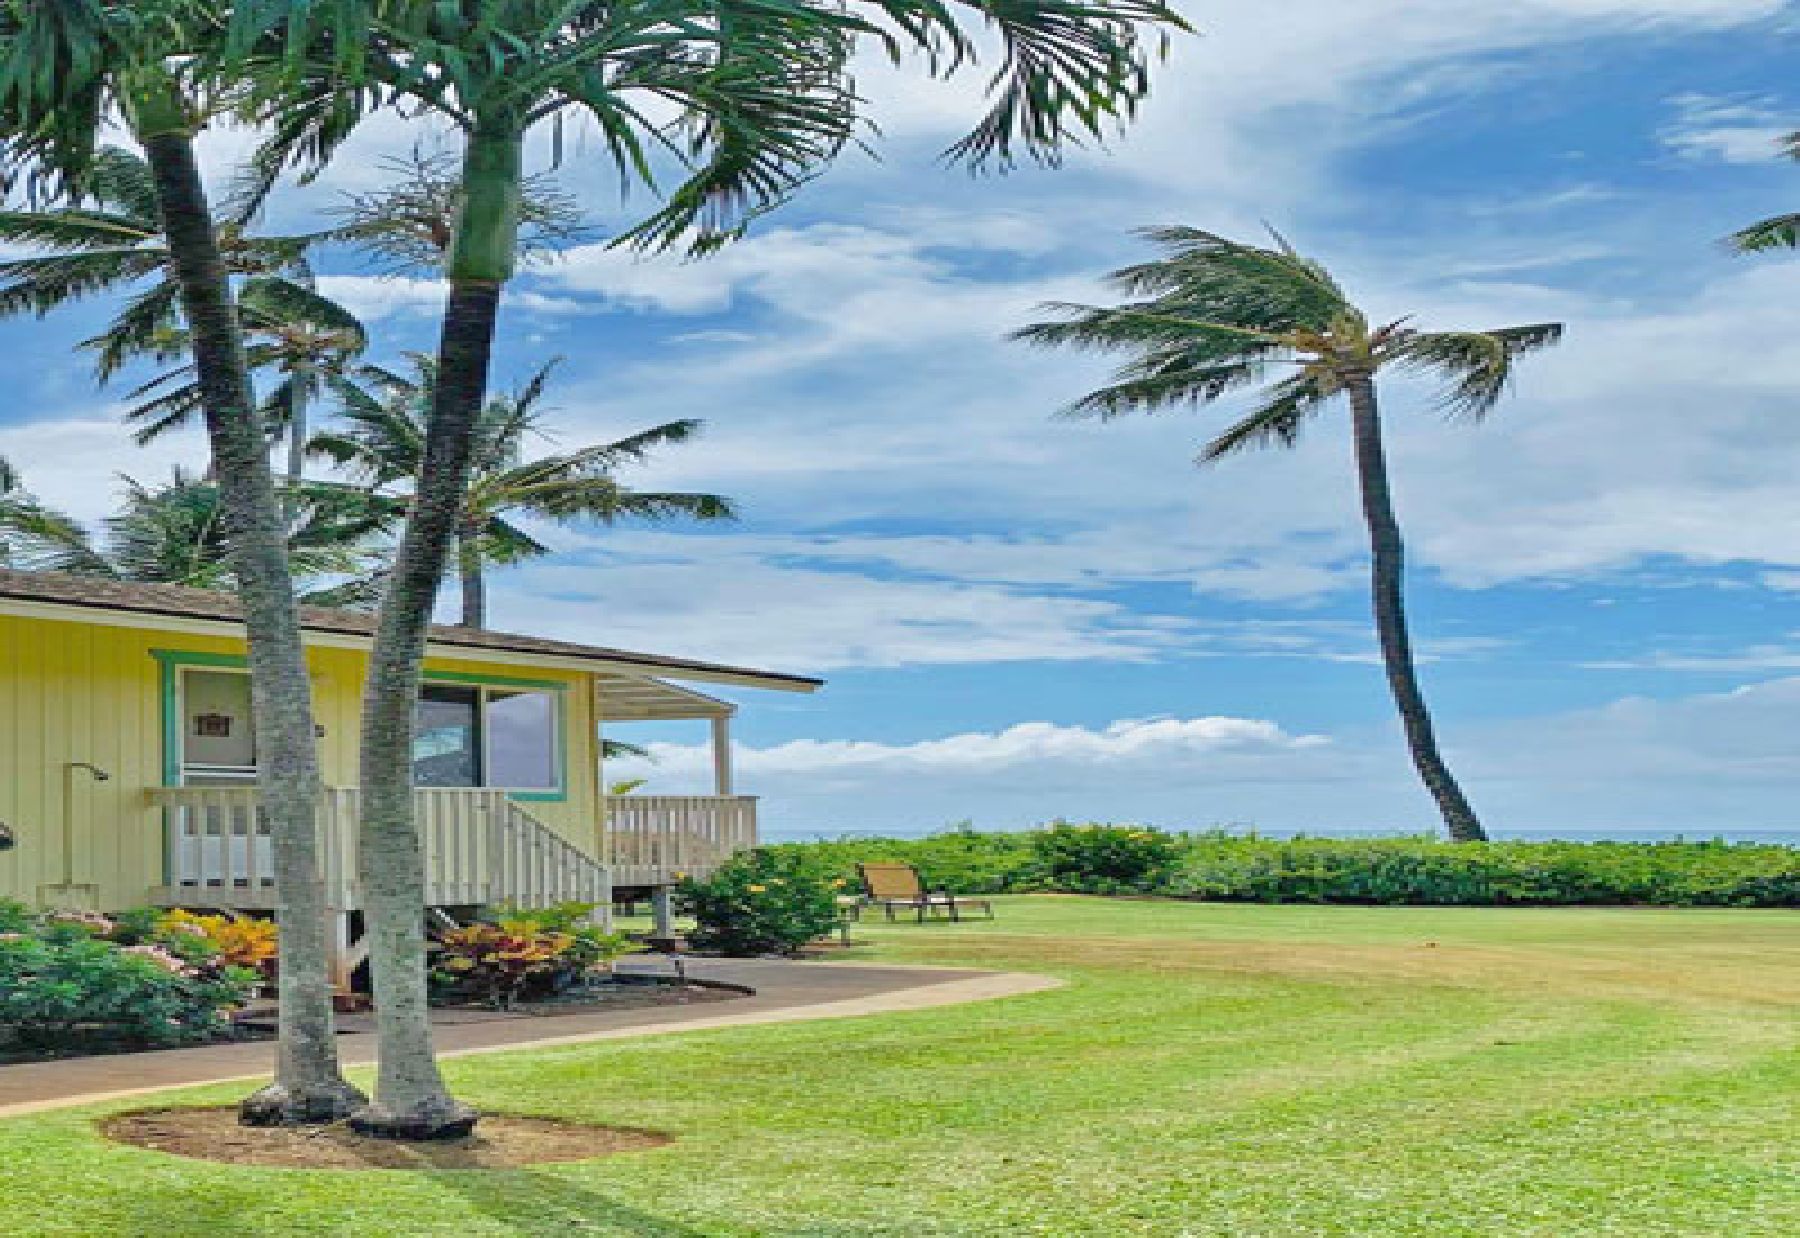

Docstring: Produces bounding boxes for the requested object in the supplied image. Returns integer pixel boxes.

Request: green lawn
[6,896,1800,1235]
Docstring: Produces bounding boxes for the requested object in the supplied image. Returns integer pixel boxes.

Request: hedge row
[761,827,1800,907]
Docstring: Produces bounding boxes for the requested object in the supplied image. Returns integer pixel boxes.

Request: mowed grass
[5,897,1800,1236]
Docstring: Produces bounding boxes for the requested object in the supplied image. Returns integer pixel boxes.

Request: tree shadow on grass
[419,1168,709,1237]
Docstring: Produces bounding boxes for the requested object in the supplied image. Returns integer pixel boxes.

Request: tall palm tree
[0,0,364,1124]
[1016,229,1563,843]
[237,0,1185,1139]
[311,357,735,628]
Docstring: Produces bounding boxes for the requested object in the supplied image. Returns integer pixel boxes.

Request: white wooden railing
[149,786,611,911]
[604,794,758,884]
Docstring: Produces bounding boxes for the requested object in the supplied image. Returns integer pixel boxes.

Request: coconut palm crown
[311,355,736,627]
[1016,228,1563,843]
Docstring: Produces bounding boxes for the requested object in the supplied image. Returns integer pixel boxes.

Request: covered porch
[597,673,758,889]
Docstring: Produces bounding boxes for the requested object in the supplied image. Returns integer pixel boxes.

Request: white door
[174,669,272,887]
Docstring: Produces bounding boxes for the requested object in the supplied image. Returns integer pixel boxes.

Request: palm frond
[1198,374,1333,463]
[1728,213,1800,253]
[1396,323,1564,419]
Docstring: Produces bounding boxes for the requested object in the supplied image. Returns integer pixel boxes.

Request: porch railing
[148,786,611,911]
[604,794,758,885]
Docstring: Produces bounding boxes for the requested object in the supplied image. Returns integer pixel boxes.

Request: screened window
[411,682,560,793]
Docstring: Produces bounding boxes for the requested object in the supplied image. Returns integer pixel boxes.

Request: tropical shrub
[678,849,842,956]
[158,910,279,972]
[431,903,642,1008]
[431,922,569,1009]
[1170,835,1800,906]
[0,909,259,1051]
[759,828,1800,907]
[1032,822,1182,893]
[759,826,1043,895]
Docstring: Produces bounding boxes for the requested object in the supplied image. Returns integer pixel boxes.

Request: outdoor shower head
[66,762,110,782]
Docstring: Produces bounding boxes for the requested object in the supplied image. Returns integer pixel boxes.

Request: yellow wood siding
[0,611,599,911]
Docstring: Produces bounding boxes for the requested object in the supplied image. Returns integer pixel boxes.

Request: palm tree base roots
[238,1079,368,1127]
[348,1099,482,1141]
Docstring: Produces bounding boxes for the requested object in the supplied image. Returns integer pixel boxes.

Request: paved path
[0,959,1059,1119]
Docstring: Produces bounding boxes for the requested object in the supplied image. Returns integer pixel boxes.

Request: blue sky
[10,0,1800,838]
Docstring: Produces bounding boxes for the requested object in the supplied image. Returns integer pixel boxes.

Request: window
[486,690,556,790]
[414,685,482,788]
[411,681,561,794]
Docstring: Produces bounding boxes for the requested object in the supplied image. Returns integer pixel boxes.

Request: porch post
[650,885,675,943]
[710,713,735,797]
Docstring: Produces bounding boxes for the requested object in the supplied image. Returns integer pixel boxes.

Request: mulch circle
[101,1107,672,1170]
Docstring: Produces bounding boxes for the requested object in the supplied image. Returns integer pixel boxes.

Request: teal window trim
[422,671,569,802]
[152,650,249,788]
[151,651,572,802]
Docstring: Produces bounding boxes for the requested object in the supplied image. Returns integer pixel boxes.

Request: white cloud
[492,553,1201,672]
[315,276,588,323]
[612,676,1800,836]
[1660,92,1792,163]
[627,715,1327,781]
[0,416,206,525]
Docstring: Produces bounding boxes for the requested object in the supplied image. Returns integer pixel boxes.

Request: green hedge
[764,828,1800,907]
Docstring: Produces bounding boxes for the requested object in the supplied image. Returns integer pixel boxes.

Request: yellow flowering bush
[678,850,840,956]
[1032,821,1181,893]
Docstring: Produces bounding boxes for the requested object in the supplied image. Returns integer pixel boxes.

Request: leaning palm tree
[237,0,1185,1139]
[0,1,364,1125]
[1016,229,1563,843]
[311,357,736,628]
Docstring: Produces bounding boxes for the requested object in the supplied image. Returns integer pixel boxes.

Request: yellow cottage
[0,568,819,967]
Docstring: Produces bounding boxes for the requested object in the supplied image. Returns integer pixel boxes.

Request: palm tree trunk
[286,364,310,488]
[458,524,486,629]
[133,103,363,1122]
[348,122,523,1141]
[1344,373,1488,843]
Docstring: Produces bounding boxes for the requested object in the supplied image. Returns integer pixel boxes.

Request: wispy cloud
[1660,92,1792,164]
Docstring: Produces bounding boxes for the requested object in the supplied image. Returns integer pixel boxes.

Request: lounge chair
[857,862,994,923]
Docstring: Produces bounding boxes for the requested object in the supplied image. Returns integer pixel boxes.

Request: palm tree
[330,145,592,277]
[0,465,388,603]
[0,456,88,567]
[0,146,335,380]
[236,0,1185,1138]
[122,276,370,487]
[0,1,364,1124]
[1016,229,1563,843]
[311,357,736,628]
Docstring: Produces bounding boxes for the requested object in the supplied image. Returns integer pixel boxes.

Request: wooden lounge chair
[857,862,994,923]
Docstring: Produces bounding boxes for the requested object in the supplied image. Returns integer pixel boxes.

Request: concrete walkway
[0,958,1060,1119]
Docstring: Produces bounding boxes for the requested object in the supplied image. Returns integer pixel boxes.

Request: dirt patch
[102,1107,672,1169]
